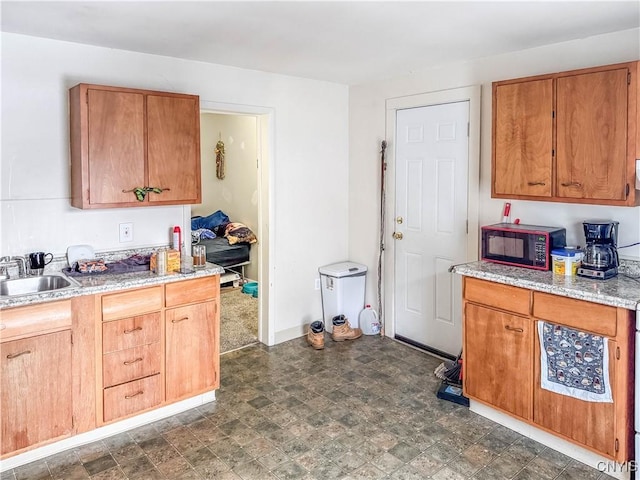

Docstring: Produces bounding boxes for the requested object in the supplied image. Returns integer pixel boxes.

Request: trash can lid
[319,261,367,278]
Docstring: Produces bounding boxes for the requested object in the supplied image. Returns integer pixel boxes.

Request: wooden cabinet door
[1,331,73,454]
[165,300,219,402]
[534,334,617,458]
[464,303,532,420]
[87,88,145,205]
[147,94,201,205]
[556,68,628,201]
[71,83,201,209]
[493,79,553,198]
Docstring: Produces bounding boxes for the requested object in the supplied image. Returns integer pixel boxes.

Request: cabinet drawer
[165,276,219,307]
[532,292,617,337]
[102,342,161,388]
[102,313,161,353]
[102,286,163,321]
[464,277,530,316]
[0,300,72,342]
[103,374,162,423]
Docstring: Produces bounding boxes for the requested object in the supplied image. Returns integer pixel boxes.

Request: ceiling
[2,1,639,85]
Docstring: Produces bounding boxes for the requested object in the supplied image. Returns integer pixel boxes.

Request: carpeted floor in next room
[220,288,258,354]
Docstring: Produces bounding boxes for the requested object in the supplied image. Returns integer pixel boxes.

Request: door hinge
[466,219,469,234]
[467,122,470,137]
[72,415,75,428]
[552,149,555,157]
[552,110,555,119]
[628,72,632,85]
[85,91,89,104]
[615,438,619,452]
[626,184,630,198]
[71,333,74,345]
[616,346,620,359]
[256,158,259,169]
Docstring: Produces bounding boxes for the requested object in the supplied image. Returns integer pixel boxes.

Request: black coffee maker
[576,220,620,280]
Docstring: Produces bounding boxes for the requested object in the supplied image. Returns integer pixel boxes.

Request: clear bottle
[156,248,167,276]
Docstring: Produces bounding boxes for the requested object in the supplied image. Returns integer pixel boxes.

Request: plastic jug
[359,305,380,335]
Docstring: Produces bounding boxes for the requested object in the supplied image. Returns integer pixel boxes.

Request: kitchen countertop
[452,260,640,310]
[0,262,225,310]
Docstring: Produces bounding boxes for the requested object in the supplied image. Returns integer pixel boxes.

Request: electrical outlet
[315,278,320,290]
[119,223,133,242]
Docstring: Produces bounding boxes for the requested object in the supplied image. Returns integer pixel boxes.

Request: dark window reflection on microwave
[488,236,524,258]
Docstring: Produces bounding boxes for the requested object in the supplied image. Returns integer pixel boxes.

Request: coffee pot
[577,220,619,280]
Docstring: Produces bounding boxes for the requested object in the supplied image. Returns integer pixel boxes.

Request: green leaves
[134,187,147,201]
[125,187,170,201]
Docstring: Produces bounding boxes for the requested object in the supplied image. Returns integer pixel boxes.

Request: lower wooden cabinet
[463,277,633,461]
[1,330,73,455]
[464,303,532,420]
[166,300,219,402]
[0,274,221,458]
[99,275,220,424]
[533,338,618,458]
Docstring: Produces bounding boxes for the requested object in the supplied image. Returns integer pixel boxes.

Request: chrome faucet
[0,256,28,279]
[11,256,27,278]
[0,256,9,280]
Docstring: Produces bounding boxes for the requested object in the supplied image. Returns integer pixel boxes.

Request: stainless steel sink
[0,275,80,297]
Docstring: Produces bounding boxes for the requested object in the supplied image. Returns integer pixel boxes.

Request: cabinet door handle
[124,326,142,334]
[560,182,582,187]
[505,325,524,333]
[527,181,546,186]
[6,350,31,359]
[123,357,143,366]
[172,316,189,323]
[125,390,144,399]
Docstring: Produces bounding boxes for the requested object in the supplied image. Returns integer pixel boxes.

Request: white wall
[349,28,640,306]
[197,113,259,281]
[1,33,349,343]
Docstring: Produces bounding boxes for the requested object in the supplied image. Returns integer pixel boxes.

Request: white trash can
[319,261,367,333]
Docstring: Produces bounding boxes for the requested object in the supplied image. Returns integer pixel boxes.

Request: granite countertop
[452,260,640,310]
[0,261,225,310]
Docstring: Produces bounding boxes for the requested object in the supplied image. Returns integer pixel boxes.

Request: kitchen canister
[359,305,380,335]
[551,247,584,276]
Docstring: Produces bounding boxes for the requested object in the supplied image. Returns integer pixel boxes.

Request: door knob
[393,232,403,240]
[396,216,404,224]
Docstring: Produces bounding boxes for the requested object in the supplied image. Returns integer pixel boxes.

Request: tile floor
[1,335,616,479]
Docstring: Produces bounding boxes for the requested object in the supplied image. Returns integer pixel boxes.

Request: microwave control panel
[534,236,547,265]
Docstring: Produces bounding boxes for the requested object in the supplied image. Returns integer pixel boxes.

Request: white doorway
[198,100,275,347]
[384,87,481,358]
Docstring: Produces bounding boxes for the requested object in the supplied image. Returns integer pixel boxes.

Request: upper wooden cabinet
[494,79,554,198]
[492,61,639,206]
[70,83,202,209]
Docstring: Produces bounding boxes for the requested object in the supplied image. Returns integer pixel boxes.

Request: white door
[394,101,469,356]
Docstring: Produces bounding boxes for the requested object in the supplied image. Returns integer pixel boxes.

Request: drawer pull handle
[560,182,582,187]
[124,327,143,334]
[7,350,31,359]
[172,316,189,323]
[123,357,143,366]
[505,325,524,333]
[527,181,546,186]
[125,390,144,399]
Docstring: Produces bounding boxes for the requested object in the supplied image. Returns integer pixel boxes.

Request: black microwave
[481,223,566,270]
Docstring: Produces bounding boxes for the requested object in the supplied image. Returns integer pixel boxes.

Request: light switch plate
[119,223,133,242]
